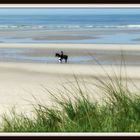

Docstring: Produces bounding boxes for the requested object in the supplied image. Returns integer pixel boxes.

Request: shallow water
[0,48,140,65]
[0,30,140,44]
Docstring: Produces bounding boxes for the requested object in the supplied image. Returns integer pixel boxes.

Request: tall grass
[1,73,140,132]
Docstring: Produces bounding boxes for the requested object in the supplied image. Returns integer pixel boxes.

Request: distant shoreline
[0,27,139,43]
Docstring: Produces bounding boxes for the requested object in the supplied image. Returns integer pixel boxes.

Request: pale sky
[0,8,140,15]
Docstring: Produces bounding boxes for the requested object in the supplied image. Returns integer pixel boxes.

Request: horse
[55,53,68,63]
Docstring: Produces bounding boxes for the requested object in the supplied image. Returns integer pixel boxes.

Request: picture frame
[0,3,139,140]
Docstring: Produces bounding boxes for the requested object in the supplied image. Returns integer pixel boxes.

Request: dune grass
[1,71,140,132]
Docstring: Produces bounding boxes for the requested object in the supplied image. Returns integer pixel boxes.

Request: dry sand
[0,44,139,119]
[1,43,140,50]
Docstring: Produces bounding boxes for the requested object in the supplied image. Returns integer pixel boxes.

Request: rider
[60,51,64,59]
[58,51,64,63]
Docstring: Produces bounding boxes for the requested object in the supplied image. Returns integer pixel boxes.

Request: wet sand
[33,35,96,40]
[0,44,140,65]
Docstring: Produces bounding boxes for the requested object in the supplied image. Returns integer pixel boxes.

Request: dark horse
[55,53,68,63]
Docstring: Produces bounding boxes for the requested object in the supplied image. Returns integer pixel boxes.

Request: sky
[0,8,140,15]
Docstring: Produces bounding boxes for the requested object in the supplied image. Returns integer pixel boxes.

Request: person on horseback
[58,51,64,63]
[55,51,68,63]
[57,51,62,63]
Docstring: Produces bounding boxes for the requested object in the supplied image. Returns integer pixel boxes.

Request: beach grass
[1,67,140,132]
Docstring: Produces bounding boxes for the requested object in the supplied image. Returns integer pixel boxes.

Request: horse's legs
[65,58,67,63]
[58,57,62,63]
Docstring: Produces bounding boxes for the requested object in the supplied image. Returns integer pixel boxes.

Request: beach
[0,44,139,119]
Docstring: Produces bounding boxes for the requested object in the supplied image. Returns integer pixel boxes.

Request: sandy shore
[1,43,140,50]
[0,44,139,119]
